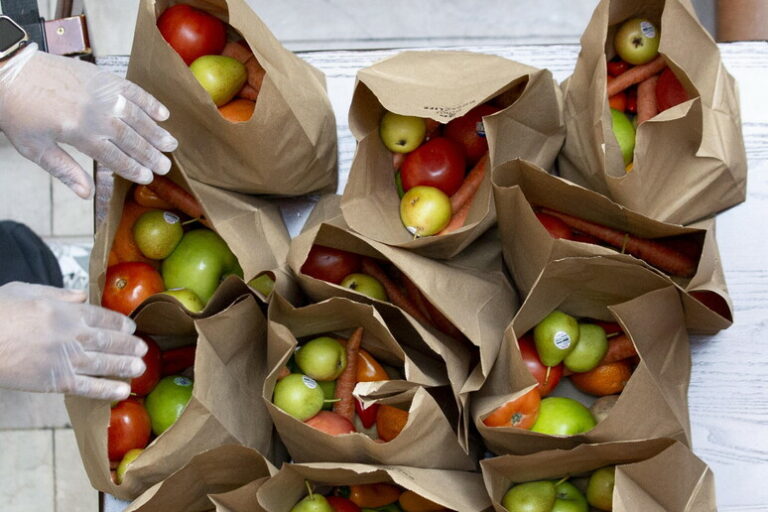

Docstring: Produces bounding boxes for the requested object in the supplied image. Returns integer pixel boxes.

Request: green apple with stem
[502,480,556,512]
[248,273,275,297]
[400,186,452,237]
[133,210,183,260]
[161,288,204,313]
[614,18,660,65]
[380,111,426,153]
[534,311,580,367]
[115,448,143,485]
[340,273,388,301]
[318,380,336,410]
[587,466,615,511]
[162,229,242,305]
[273,373,326,421]
[552,481,588,512]
[189,55,247,106]
[611,108,636,166]
[295,336,347,381]
[531,397,596,436]
[564,323,608,373]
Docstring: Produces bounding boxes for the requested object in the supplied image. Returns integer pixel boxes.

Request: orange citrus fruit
[218,98,255,122]
[570,360,633,396]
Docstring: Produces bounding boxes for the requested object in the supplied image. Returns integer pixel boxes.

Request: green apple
[587,466,615,511]
[611,108,636,166]
[291,492,333,512]
[189,55,247,106]
[161,288,204,313]
[614,18,660,65]
[162,229,243,305]
[534,311,580,367]
[400,186,452,237]
[133,210,183,260]
[295,336,347,381]
[531,397,597,436]
[563,323,608,373]
[273,373,325,421]
[145,375,193,435]
[115,448,143,485]
[340,273,388,301]
[552,481,588,512]
[248,273,275,297]
[501,480,556,512]
[380,111,426,153]
[318,380,336,410]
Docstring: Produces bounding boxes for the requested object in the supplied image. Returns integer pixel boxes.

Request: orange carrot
[637,75,660,124]
[245,58,266,92]
[399,273,433,324]
[438,198,472,235]
[147,175,207,223]
[450,152,488,213]
[238,84,260,101]
[359,258,433,327]
[541,208,697,278]
[393,152,406,171]
[221,41,253,63]
[564,334,636,376]
[133,185,173,209]
[400,272,463,340]
[276,365,291,380]
[607,55,666,97]
[333,327,363,421]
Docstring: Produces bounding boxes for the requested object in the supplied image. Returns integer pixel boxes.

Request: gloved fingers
[79,303,137,334]
[1,282,86,303]
[73,351,145,378]
[109,116,172,175]
[64,375,131,401]
[88,139,153,185]
[37,143,94,199]
[77,328,147,356]
[118,99,177,154]
[120,80,171,122]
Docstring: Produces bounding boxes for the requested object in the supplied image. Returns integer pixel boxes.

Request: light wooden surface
[103,41,768,511]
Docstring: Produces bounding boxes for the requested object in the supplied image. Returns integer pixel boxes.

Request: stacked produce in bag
[67,0,747,509]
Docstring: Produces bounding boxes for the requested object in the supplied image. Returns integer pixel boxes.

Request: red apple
[518,334,563,396]
[305,411,356,435]
[535,212,574,240]
[444,104,500,165]
[301,245,362,285]
[656,67,689,112]
[400,137,466,196]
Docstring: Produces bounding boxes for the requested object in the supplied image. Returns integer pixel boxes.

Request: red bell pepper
[161,345,196,376]
[355,398,379,429]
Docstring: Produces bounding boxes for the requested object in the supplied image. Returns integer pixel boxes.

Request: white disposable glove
[0,44,178,199]
[0,282,148,401]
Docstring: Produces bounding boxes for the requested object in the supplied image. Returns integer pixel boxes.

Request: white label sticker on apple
[475,120,486,137]
[640,21,656,39]
[553,331,572,350]
[164,212,180,224]
[302,375,318,389]
[174,376,192,387]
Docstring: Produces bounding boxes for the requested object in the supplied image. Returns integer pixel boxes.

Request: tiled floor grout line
[52,428,58,512]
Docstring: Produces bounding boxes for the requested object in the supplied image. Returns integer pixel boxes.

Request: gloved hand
[0,281,148,401]
[0,43,178,199]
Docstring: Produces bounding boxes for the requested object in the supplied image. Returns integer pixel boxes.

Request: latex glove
[0,43,178,199]
[0,282,148,401]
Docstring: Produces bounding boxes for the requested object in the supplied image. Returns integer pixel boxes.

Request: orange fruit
[570,360,633,396]
[218,98,255,122]
[375,404,409,441]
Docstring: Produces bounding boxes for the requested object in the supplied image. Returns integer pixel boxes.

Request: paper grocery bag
[474,259,692,455]
[481,439,716,512]
[65,295,275,501]
[492,159,732,333]
[90,156,299,315]
[127,0,337,195]
[558,0,746,225]
[341,50,564,258]
[263,294,477,470]
[124,445,275,512]
[256,462,491,512]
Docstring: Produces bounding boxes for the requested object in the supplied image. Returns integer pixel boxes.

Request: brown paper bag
[481,439,716,512]
[558,0,747,224]
[340,50,565,258]
[127,0,337,195]
[124,445,275,512]
[263,294,476,470]
[65,295,275,501]
[90,155,299,315]
[473,259,692,455]
[256,462,491,512]
[492,158,732,333]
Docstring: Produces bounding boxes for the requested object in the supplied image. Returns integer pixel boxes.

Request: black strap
[1,0,47,51]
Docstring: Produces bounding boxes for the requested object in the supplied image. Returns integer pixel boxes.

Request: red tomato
[609,91,627,112]
[607,59,631,76]
[301,245,362,285]
[518,335,563,396]
[656,67,690,112]
[326,496,362,512]
[131,335,162,396]
[535,212,574,240]
[626,87,638,114]
[102,262,165,316]
[482,388,540,429]
[444,104,500,165]
[400,137,466,196]
[157,4,227,65]
[108,399,152,461]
